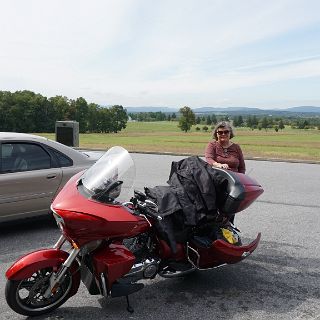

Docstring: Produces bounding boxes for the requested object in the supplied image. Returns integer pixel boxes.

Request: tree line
[0,90,128,133]
[174,107,320,132]
[128,111,176,121]
[1,91,318,133]
[233,115,320,131]
[130,108,320,132]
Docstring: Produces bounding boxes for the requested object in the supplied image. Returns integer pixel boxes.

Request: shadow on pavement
[14,239,320,320]
[0,215,56,235]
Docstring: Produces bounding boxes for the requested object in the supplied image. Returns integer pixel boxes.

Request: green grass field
[38,121,320,162]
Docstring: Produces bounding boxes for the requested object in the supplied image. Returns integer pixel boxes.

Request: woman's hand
[213,163,229,169]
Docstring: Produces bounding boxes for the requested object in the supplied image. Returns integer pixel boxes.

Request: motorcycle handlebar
[144,207,163,221]
[136,200,162,221]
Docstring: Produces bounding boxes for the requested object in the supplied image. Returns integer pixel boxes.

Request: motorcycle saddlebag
[188,233,261,269]
[212,168,264,215]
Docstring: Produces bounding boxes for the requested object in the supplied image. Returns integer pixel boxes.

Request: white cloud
[1,0,320,107]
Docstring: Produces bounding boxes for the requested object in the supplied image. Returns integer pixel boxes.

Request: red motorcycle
[5,146,263,316]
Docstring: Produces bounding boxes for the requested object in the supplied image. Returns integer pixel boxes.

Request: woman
[205,121,245,173]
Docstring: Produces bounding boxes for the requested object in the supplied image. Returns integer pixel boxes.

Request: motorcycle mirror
[134,190,146,201]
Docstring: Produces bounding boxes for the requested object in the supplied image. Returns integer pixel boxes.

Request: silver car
[0,132,102,223]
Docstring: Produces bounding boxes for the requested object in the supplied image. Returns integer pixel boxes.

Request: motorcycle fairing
[189,233,261,269]
[52,172,150,246]
[92,243,135,288]
[5,249,81,297]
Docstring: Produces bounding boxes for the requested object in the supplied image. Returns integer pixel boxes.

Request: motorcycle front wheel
[5,267,73,317]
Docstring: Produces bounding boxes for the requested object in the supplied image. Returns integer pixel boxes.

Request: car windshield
[81,146,135,203]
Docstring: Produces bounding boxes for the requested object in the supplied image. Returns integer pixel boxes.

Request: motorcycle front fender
[6,249,81,296]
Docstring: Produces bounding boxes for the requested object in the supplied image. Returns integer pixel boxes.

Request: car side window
[1,143,51,173]
[49,148,73,167]
[1,144,14,173]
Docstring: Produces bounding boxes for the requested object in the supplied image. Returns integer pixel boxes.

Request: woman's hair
[212,121,234,140]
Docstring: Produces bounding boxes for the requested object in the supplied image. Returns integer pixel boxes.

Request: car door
[0,142,63,221]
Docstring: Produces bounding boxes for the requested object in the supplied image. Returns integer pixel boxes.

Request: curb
[76,148,320,165]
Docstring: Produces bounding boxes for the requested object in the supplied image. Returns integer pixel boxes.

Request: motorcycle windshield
[81,146,135,203]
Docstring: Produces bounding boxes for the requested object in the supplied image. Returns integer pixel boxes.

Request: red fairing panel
[54,208,149,247]
[52,172,138,222]
[92,244,135,288]
[190,233,261,269]
[52,172,150,245]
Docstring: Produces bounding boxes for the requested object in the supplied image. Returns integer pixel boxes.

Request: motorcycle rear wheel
[5,267,72,316]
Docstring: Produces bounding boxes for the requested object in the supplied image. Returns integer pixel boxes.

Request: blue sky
[1,0,320,109]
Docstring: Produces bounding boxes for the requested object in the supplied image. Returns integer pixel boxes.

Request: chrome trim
[53,235,66,249]
[186,244,200,268]
[122,201,134,207]
[186,243,227,271]
[101,273,108,297]
[51,206,65,232]
[44,248,80,298]
[145,199,158,212]
[159,266,196,278]
[124,258,160,280]
[62,248,80,268]
[242,251,251,257]
[140,214,152,227]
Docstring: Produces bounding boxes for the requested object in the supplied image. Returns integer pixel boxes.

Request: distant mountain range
[124,106,320,115]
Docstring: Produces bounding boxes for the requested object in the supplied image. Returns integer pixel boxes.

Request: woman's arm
[205,142,229,169]
[205,141,216,165]
[237,145,246,173]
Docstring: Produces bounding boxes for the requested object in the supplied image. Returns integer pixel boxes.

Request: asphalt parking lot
[0,154,319,320]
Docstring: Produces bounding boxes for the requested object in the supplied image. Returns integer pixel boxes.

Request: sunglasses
[217,130,230,135]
